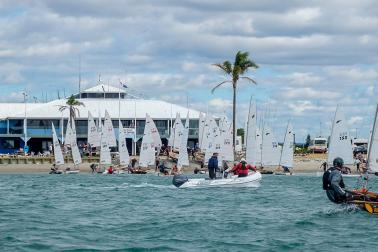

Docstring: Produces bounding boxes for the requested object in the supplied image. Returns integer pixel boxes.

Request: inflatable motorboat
[172,172,262,188]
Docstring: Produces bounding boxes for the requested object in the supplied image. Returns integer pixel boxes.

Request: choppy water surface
[1,173,378,251]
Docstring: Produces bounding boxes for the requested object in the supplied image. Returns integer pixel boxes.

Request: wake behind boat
[172,172,262,188]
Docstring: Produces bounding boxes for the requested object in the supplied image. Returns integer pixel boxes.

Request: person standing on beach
[208,153,218,179]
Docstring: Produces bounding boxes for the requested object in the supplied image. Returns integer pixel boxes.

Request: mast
[78,55,82,99]
[367,104,378,170]
[327,105,338,165]
[279,120,290,167]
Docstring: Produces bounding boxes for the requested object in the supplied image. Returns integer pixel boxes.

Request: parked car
[353,144,367,155]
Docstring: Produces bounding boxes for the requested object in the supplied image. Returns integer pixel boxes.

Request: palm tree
[59,95,85,126]
[212,51,258,153]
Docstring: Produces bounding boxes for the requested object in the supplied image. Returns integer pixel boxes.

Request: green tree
[212,51,258,153]
[58,95,85,126]
[305,134,311,148]
[237,128,245,144]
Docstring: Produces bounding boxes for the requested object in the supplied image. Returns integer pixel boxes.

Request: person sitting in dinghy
[107,166,114,174]
[171,164,178,175]
[230,158,256,177]
[323,157,355,204]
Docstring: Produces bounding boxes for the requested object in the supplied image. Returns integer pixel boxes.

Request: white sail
[104,110,117,147]
[246,99,258,165]
[70,120,82,166]
[87,111,100,147]
[214,125,223,166]
[327,106,354,165]
[146,114,162,149]
[261,127,280,166]
[173,113,184,151]
[139,117,155,168]
[52,123,64,165]
[256,128,262,165]
[198,112,205,149]
[280,122,294,168]
[168,126,174,147]
[200,114,211,153]
[178,113,190,170]
[221,122,234,161]
[118,121,130,166]
[204,118,218,165]
[100,122,112,165]
[368,105,378,172]
[65,119,73,147]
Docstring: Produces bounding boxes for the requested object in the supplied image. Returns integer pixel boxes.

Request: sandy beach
[0,153,360,174]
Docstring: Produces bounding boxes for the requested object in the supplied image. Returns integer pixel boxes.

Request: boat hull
[176,172,262,188]
[65,170,80,174]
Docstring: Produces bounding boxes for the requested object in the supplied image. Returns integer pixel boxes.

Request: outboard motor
[172,174,188,188]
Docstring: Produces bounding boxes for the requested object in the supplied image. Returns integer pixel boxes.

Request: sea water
[1,173,378,251]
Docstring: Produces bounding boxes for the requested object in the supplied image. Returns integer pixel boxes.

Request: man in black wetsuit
[323,157,353,203]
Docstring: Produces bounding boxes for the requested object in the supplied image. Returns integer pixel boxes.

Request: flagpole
[134,99,137,156]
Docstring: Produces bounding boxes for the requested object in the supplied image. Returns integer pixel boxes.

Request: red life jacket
[236,162,250,176]
[108,167,113,174]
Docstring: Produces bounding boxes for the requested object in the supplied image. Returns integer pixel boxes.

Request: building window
[0,120,7,134]
[27,119,61,137]
[9,119,23,134]
[75,120,88,135]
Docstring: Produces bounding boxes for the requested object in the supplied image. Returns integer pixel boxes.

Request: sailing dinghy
[348,105,378,214]
[63,120,81,174]
[274,122,294,175]
[50,123,64,174]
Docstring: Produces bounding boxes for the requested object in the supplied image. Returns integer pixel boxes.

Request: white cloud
[209,98,232,108]
[348,116,363,125]
[1,0,378,140]
[282,87,340,100]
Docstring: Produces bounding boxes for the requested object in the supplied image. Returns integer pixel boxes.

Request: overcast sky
[1,0,377,141]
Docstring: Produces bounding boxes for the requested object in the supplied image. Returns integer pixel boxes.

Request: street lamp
[22,92,29,155]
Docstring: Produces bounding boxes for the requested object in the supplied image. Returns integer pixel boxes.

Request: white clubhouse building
[0,84,201,154]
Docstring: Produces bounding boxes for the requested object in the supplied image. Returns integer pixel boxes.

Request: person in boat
[155,157,160,172]
[341,166,352,174]
[222,160,229,173]
[159,161,169,175]
[51,163,57,172]
[230,158,256,177]
[171,164,178,175]
[194,167,200,174]
[323,157,354,204]
[208,152,218,179]
[107,166,114,174]
[131,158,137,168]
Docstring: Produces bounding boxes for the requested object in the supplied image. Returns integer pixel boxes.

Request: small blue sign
[24,145,29,153]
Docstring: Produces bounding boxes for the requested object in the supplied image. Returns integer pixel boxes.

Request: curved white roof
[1,98,201,120]
[82,84,126,94]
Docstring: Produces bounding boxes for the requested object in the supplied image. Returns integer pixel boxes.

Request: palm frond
[241,76,257,84]
[213,61,232,75]
[211,80,232,94]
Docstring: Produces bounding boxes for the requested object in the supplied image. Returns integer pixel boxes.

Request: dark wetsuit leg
[209,169,216,179]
